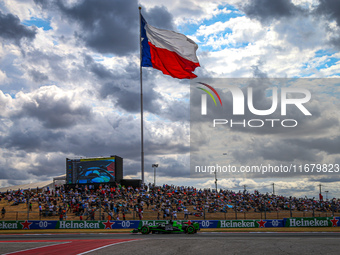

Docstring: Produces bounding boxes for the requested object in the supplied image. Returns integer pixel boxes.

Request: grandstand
[0,181,338,221]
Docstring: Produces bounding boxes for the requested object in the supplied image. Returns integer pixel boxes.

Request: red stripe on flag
[149,43,200,79]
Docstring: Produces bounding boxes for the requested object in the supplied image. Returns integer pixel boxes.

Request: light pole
[216,153,227,193]
[214,170,217,193]
[152,164,158,187]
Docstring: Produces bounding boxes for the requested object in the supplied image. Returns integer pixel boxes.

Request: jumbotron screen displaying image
[66,156,123,184]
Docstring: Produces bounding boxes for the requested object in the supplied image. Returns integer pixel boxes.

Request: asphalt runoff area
[0,232,339,255]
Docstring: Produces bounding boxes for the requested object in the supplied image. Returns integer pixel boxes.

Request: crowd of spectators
[1,183,339,220]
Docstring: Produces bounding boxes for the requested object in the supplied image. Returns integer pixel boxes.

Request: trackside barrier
[284,217,340,227]
[0,217,339,230]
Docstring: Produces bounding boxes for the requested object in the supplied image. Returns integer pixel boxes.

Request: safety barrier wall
[0,217,339,230]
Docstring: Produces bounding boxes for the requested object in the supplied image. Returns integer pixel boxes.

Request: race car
[131,220,200,234]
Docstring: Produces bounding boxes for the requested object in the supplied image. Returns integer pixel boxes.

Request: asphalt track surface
[0,232,339,255]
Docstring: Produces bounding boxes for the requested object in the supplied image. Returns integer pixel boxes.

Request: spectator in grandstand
[173,209,177,220]
[184,208,189,219]
[1,181,339,221]
[1,207,5,218]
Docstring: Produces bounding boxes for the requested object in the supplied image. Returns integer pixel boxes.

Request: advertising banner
[284,217,340,227]
[217,219,284,228]
[0,218,338,230]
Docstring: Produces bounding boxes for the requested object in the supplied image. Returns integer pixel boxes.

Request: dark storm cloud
[289,136,340,155]
[29,69,49,83]
[25,50,77,82]
[259,142,320,162]
[241,0,305,23]
[0,11,36,44]
[142,5,175,30]
[163,99,189,121]
[34,0,138,55]
[251,63,267,78]
[123,155,190,178]
[316,0,340,27]
[231,138,321,164]
[0,153,63,184]
[0,124,65,152]
[34,0,175,55]
[147,135,189,156]
[12,88,93,129]
[0,166,30,181]
[27,154,65,177]
[156,159,190,178]
[311,177,340,183]
[84,55,164,115]
[100,78,189,121]
[315,0,340,48]
[241,0,340,49]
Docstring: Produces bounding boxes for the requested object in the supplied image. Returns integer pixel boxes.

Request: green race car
[131,220,200,234]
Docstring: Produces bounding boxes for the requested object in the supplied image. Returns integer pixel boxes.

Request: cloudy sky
[0,0,339,198]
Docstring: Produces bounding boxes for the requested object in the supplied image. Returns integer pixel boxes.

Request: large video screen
[66,157,116,184]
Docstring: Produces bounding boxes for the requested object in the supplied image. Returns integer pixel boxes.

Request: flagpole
[139,6,145,185]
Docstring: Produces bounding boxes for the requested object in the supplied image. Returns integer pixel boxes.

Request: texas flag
[141,15,200,79]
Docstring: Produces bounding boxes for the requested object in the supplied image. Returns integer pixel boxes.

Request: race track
[0,232,339,255]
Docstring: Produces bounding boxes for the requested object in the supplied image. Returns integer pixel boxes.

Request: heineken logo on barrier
[0,221,18,230]
[59,221,101,229]
[219,220,256,228]
[289,218,327,227]
[285,217,339,227]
